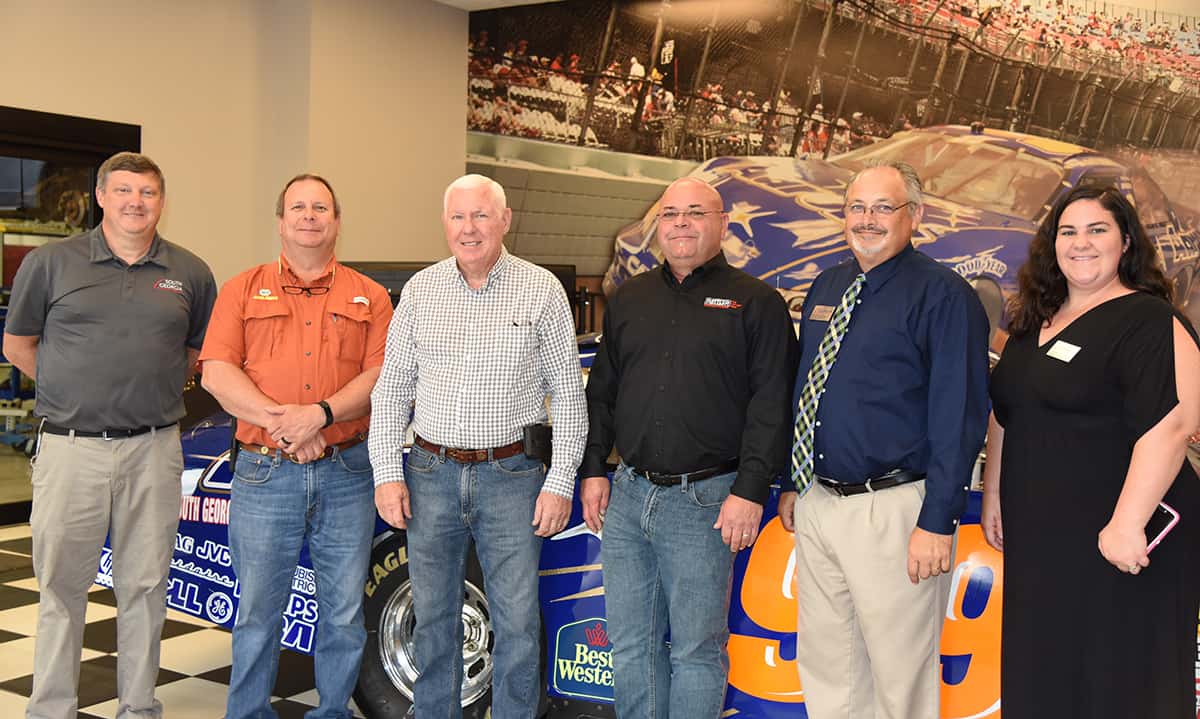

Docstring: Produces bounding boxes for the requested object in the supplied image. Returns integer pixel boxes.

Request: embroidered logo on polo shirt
[252,288,280,301]
[154,278,184,294]
[703,297,742,310]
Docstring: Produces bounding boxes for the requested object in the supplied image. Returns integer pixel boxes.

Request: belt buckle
[863,478,874,493]
[101,430,115,441]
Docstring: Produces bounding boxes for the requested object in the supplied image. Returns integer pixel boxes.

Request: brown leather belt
[414,435,524,463]
[240,433,366,464]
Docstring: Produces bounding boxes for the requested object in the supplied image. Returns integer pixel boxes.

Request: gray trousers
[27,426,183,719]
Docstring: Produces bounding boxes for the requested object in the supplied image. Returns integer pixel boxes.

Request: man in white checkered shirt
[368,173,586,718]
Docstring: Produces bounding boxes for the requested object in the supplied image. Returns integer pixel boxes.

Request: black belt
[816,469,925,497]
[631,458,739,487]
[41,421,177,440]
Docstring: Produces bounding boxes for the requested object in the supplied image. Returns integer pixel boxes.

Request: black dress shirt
[581,253,799,505]
[788,245,991,534]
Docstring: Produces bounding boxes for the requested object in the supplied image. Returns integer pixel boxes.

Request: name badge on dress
[1046,340,1082,363]
[810,305,835,322]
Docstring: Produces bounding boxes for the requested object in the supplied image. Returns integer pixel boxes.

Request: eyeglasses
[281,284,331,296]
[845,201,913,216]
[658,209,724,222]
[279,261,335,296]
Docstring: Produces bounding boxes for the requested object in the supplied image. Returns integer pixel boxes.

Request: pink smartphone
[1145,501,1180,553]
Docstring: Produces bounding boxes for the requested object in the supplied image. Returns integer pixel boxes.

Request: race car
[604,125,1200,328]
[97,375,1015,719]
[94,126,1200,717]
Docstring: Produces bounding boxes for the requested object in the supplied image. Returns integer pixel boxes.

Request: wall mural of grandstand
[468,0,1200,322]
[467,0,1200,163]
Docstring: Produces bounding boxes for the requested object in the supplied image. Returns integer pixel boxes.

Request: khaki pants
[27,426,183,719]
[792,480,952,719]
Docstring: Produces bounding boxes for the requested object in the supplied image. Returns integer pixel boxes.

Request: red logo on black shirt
[154,278,184,294]
[703,297,742,310]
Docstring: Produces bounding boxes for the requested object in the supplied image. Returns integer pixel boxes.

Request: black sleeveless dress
[989,292,1200,718]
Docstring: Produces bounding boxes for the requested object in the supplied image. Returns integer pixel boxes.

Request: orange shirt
[200,256,393,446]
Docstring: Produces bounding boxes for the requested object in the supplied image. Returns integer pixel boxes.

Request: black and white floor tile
[0,524,364,718]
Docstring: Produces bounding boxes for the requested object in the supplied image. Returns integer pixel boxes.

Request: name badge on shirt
[810,305,835,322]
[1046,340,1082,363]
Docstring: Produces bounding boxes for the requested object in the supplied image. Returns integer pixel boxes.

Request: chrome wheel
[377,577,494,707]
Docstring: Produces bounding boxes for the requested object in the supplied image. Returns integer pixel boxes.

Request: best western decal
[553,619,614,700]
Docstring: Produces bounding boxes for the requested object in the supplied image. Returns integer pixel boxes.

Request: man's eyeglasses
[845,201,913,217]
[281,284,331,296]
[658,209,724,222]
[279,262,335,296]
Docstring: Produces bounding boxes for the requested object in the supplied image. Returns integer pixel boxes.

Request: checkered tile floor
[0,524,365,718]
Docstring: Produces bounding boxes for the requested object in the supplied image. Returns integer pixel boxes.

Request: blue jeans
[600,464,736,719]
[405,445,545,719]
[226,441,376,719]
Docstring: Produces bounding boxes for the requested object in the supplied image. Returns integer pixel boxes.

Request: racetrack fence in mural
[468,0,1200,160]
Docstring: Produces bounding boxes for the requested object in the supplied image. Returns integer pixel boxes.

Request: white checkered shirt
[368,251,587,498]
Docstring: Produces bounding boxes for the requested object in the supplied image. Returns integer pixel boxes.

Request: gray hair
[443,173,507,213]
[844,159,923,207]
[97,152,165,195]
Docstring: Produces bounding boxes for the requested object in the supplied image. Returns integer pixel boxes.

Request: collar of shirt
[660,251,729,290]
[450,248,511,293]
[278,253,338,288]
[89,225,168,268]
[857,243,914,296]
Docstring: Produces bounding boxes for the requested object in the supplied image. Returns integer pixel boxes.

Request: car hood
[606,155,1036,315]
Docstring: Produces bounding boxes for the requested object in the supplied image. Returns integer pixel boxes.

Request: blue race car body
[605,126,1200,321]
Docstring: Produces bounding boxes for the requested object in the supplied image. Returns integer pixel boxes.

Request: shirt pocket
[243,299,290,360]
[330,301,372,362]
[495,321,536,381]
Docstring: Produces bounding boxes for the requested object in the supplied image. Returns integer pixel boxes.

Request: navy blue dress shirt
[788,245,990,534]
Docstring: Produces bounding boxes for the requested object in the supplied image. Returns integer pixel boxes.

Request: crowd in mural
[467,0,1199,160]
[902,0,1200,84]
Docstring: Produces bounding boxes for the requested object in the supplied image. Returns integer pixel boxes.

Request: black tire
[354,532,549,719]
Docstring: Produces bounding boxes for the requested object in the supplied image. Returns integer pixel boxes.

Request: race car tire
[354,531,549,719]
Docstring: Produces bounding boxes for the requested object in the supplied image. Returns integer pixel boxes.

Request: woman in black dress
[983,185,1200,718]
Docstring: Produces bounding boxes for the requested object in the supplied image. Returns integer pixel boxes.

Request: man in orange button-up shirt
[199,174,392,719]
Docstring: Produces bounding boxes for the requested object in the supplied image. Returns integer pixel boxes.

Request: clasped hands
[264,403,327,463]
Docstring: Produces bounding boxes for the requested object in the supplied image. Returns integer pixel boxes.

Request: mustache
[851,223,886,234]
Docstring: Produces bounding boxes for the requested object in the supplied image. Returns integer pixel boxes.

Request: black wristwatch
[317,400,334,428]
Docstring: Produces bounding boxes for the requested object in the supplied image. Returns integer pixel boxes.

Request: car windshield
[836,133,1064,220]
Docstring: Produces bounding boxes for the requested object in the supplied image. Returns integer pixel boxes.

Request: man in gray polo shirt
[4,152,216,719]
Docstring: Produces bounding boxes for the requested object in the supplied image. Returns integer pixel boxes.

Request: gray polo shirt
[6,226,217,430]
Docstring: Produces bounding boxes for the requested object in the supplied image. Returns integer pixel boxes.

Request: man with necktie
[778,160,990,719]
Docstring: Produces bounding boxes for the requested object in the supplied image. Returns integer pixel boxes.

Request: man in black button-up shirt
[580,177,798,718]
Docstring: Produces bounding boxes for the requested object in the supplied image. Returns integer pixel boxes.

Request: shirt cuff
[541,469,575,499]
[916,497,962,535]
[372,464,406,488]
[730,472,771,506]
[578,455,610,479]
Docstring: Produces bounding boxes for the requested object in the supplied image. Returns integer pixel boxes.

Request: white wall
[3,0,466,284]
